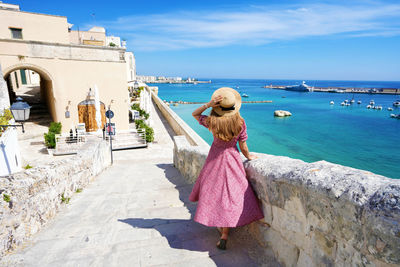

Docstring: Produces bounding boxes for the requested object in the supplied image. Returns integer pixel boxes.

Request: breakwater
[264,85,400,95]
[166,100,273,104]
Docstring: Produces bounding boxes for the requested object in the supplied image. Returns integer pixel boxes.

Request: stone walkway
[1,101,273,266]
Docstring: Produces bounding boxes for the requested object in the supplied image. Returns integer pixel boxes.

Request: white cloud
[90,2,400,51]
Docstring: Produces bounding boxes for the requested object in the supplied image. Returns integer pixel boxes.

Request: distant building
[69,26,106,46]
[0,2,133,132]
[106,35,121,47]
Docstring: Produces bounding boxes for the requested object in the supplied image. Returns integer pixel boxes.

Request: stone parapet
[0,140,110,256]
[151,93,209,147]
[173,135,400,266]
[0,38,125,63]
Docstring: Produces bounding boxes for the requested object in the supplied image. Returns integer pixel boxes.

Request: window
[10,28,22,39]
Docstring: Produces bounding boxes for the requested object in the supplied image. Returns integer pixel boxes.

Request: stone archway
[3,63,57,123]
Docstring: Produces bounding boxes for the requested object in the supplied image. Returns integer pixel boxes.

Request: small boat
[377,106,382,110]
[390,114,400,119]
[393,100,400,107]
[330,101,334,105]
[341,102,345,106]
[367,105,371,109]
[350,99,355,104]
[388,107,393,111]
[344,99,349,103]
[242,93,249,98]
[346,103,351,106]
[370,100,375,105]
[357,100,362,104]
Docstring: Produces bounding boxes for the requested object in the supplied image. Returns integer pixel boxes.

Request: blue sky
[15,0,400,80]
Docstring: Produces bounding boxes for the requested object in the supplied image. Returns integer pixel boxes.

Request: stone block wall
[0,140,110,256]
[173,135,400,266]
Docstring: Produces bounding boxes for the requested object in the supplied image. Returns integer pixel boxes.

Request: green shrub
[139,110,149,120]
[24,164,33,169]
[135,119,145,129]
[144,125,154,142]
[0,109,14,134]
[76,188,82,193]
[44,132,56,148]
[44,122,62,148]
[3,194,10,203]
[49,122,62,134]
[61,193,70,204]
[131,103,140,111]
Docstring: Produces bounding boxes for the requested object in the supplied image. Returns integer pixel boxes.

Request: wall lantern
[1,97,31,133]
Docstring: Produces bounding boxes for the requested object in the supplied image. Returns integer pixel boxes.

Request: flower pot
[47,148,55,156]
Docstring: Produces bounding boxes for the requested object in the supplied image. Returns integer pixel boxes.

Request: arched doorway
[3,64,56,125]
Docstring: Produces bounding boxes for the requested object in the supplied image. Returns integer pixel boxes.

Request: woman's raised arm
[192,95,223,121]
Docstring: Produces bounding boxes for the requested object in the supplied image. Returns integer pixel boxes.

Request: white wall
[0,127,22,176]
[125,51,136,82]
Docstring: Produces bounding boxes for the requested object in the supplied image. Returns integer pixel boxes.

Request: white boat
[393,100,400,107]
[341,102,345,106]
[388,107,393,111]
[285,81,312,92]
[242,93,249,98]
[330,101,334,105]
[357,100,362,104]
[350,99,355,104]
[370,100,375,105]
[367,105,371,109]
[390,114,400,119]
[377,106,382,110]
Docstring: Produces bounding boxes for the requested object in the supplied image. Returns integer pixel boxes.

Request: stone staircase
[105,130,147,150]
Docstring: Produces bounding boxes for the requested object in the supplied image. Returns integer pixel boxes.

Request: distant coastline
[148,80,211,84]
[264,84,400,95]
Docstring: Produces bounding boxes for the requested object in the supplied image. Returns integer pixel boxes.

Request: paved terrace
[1,101,276,266]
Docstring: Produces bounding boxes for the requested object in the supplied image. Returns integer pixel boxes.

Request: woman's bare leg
[216,227,229,249]
[221,227,229,240]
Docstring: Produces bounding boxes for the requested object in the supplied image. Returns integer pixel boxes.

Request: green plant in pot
[44,122,62,149]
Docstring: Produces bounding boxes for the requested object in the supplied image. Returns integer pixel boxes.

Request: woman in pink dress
[189,87,264,250]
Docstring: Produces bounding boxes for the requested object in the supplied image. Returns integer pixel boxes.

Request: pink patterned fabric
[189,115,264,227]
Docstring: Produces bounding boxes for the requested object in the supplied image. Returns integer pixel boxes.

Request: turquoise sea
[156,79,400,179]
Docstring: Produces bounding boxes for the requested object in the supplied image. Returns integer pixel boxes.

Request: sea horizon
[189,78,400,83]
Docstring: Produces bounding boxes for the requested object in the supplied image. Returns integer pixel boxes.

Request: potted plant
[44,122,62,155]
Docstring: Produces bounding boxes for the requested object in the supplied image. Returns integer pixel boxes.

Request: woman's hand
[247,154,258,160]
[208,95,223,108]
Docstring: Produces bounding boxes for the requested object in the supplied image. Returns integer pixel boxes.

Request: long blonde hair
[207,110,244,141]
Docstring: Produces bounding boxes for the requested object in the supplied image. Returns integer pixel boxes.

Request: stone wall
[0,38,125,63]
[0,140,110,256]
[173,135,400,267]
[151,92,209,147]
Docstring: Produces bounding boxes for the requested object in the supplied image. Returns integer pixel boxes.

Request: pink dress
[189,115,264,227]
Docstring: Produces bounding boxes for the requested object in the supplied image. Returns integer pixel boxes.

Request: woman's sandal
[216,239,227,250]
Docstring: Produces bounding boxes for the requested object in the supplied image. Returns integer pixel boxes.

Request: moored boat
[285,81,312,92]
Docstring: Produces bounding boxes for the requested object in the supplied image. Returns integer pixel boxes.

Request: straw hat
[211,87,242,117]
